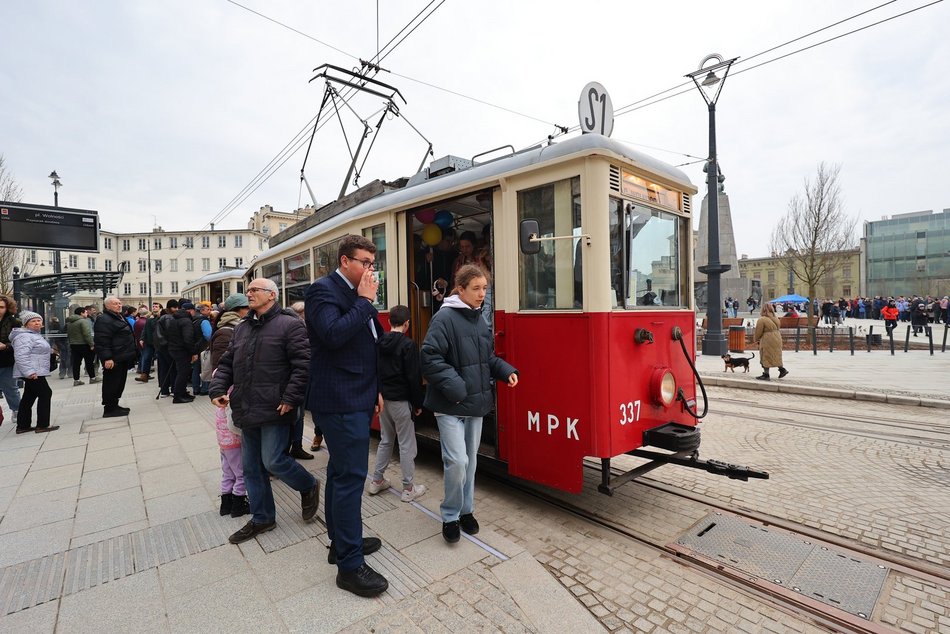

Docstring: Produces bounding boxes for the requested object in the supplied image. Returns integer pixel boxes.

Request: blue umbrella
[769,293,808,304]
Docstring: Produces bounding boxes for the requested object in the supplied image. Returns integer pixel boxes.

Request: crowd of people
[1,233,516,600]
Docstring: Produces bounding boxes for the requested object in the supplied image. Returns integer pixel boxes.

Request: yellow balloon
[421,223,442,246]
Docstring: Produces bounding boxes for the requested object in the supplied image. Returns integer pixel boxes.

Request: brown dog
[721,352,755,373]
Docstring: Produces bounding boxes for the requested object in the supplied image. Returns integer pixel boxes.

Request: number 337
[619,400,641,425]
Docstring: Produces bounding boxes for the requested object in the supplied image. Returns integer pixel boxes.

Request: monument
[694,167,750,310]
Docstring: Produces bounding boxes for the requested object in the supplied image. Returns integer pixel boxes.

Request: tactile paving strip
[675,513,888,618]
[0,468,402,615]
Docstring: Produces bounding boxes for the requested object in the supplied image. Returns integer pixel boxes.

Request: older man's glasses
[246,287,274,294]
[346,256,376,269]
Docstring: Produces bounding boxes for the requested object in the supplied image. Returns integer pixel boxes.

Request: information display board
[0,201,100,252]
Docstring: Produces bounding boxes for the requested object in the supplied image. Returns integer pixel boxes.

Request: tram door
[404,189,497,441]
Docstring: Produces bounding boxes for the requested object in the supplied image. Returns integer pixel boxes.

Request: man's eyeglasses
[347,256,376,269]
[246,287,274,294]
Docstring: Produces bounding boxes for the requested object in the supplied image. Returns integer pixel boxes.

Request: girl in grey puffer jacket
[421,265,518,543]
[11,310,58,433]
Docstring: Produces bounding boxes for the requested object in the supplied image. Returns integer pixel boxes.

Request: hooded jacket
[209,310,244,369]
[209,302,310,429]
[11,328,51,378]
[0,313,21,368]
[94,310,138,364]
[165,310,197,354]
[66,314,95,346]
[377,330,424,409]
[421,295,517,417]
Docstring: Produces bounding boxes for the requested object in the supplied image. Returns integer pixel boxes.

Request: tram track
[486,467,890,634]
[711,398,950,451]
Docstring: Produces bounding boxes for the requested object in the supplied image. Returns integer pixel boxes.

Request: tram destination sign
[0,201,100,252]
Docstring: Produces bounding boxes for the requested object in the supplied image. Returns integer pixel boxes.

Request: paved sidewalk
[696,330,950,406]
[0,377,602,633]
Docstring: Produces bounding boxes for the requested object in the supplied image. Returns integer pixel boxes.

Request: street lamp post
[687,54,738,357]
[48,171,62,275]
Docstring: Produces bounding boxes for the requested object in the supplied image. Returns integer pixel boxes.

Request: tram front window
[610,200,685,309]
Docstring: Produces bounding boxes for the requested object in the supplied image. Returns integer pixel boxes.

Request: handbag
[50,353,58,372]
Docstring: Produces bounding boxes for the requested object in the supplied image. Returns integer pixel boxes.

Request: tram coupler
[597,450,769,495]
[629,449,770,481]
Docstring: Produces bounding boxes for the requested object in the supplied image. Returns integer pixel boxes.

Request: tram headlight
[650,368,677,407]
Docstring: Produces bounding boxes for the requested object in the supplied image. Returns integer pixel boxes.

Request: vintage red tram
[250,134,766,495]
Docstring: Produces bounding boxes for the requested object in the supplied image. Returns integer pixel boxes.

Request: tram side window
[283,250,311,306]
[620,202,685,309]
[363,225,387,309]
[313,239,342,283]
[260,261,283,306]
[518,177,582,310]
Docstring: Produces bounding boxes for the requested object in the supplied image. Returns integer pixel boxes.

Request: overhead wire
[198,0,447,233]
[526,0,936,149]
[206,0,942,245]
[172,0,447,261]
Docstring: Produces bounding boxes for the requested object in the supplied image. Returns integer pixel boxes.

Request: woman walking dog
[753,303,788,381]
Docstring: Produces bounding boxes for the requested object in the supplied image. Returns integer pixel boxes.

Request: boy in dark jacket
[368,305,426,502]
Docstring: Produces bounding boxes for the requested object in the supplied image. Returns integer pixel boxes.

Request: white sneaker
[401,484,426,502]
[367,478,391,495]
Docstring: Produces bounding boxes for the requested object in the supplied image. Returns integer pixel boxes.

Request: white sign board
[578,82,614,137]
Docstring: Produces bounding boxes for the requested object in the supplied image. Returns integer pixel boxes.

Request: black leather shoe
[755,374,770,381]
[102,408,127,418]
[301,483,320,521]
[778,368,789,378]
[15,427,35,434]
[173,396,194,404]
[228,520,276,544]
[328,537,382,564]
[459,513,479,535]
[336,563,388,597]
[289,443,314,460]
[442,520,460,543]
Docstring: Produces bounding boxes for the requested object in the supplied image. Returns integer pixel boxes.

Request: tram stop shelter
[12,270,124,324]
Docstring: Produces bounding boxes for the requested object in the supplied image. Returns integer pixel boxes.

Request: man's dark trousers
[156,348,173,395]
[318,410,372,573]
[101,360,130,409]
[241,424,318,524]
[171,351,192,397]
[70,344,96,380]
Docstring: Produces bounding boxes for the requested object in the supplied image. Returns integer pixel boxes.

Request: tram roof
[256,134,696,262]
[181,267,247,293]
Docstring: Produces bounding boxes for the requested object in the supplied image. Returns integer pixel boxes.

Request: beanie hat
[223,293,249,311]
[180,302,195,311]
[19,310,42,325]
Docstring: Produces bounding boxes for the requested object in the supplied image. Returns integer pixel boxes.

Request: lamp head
[701,71,720,87]
[686,53,738,106]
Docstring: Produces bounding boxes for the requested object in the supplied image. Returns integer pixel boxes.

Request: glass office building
[863,209,950,297]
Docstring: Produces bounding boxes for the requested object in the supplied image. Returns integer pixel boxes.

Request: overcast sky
[1,1,947,256]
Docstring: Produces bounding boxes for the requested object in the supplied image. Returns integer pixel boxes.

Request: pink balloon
[415,208,435,224]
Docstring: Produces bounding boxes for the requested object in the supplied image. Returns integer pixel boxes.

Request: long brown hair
[454,264,490,290]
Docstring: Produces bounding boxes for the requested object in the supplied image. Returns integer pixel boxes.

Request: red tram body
[250,134,764,496]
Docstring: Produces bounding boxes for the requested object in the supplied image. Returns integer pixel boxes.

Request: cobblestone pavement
[402,383,948,634]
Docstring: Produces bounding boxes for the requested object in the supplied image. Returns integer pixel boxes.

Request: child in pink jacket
[216,388,248,517]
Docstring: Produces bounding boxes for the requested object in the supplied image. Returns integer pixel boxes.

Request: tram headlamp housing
[650,368,677,407]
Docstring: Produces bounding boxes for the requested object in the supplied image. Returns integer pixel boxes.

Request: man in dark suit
[306,234,388,598]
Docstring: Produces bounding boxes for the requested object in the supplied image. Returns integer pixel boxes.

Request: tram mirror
[520,219,541,254]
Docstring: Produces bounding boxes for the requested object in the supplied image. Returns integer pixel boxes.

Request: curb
[699,375,950,410]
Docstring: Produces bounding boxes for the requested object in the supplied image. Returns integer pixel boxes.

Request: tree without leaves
[769,162,857,330]
[0,155,37,294]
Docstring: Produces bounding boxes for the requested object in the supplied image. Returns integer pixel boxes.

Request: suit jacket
[306,271,383,414]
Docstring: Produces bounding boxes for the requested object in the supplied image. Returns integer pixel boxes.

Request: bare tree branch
[769,162,858,329]
[0,155,34,294]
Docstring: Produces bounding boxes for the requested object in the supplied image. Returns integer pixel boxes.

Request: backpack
[192,316,210,354]
[154,314,171,349]
[199,349,214,382]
